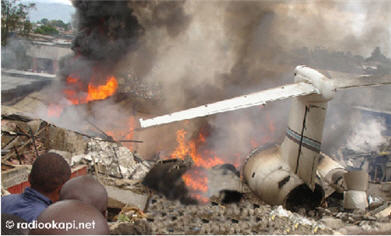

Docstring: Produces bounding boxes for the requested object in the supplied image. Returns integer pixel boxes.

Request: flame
[87,76,118,101]
[49,74,118,117]
[64,74,118,105]
[182,172,208,192]
[170,129,224,168]
[167,112,277,204]
[182,169,209,204]
[170,129,189,159]
[169,129,226,203]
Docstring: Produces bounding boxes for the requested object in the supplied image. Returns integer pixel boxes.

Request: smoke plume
[31,0,391,164]
[346,118,387,153]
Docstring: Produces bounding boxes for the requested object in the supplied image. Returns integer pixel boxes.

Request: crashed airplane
[139,65,391,210]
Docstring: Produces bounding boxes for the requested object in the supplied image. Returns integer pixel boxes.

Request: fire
[182,171,208,192]
[169,128,226,203]
[168,115,278,203]
[87,76,118,101]
[170,129,224,168]
[182,169,209,203]
[64,74,118,105]
[49,74,119,117]
[171,129,189,159]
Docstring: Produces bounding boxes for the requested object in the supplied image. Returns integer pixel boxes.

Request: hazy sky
[40,0,72,5]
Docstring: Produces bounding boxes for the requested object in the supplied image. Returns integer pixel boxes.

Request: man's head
[29,153,71,203]
[60,175,108,217]
[29,200,109,235]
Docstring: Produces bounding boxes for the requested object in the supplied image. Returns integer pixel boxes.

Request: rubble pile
[72,139,151,180]
[106,176,391,235]
[2,112,391,235]
[1,113,89,168]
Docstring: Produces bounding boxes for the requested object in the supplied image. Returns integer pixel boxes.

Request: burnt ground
[141,192,333,235]
[109,182,391,235]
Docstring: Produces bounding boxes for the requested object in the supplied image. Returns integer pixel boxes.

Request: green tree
[1,0,35,46]
[34,24,59,35]
[40,17,49,25]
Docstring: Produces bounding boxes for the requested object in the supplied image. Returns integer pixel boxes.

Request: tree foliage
[33,18,71,35]
[34,24,59,35]
[37,18,71,31]
[1,0,35,46]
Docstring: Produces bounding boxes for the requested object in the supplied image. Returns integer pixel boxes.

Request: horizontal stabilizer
[139,82,319,128]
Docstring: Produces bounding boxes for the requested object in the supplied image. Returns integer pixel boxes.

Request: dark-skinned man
[1,153,71,222]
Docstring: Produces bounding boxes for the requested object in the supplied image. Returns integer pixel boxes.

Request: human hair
[29,152,71,193]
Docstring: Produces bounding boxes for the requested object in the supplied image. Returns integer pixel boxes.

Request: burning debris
[3,96,391,235]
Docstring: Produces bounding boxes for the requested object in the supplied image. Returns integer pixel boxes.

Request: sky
[22,0,75,22]
[38,0,72,5]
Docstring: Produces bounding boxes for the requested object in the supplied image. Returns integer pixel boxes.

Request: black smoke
[59,0,144,83]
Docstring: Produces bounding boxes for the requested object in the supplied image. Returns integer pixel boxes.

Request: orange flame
[170,129,224,168]
[167,114,277,204]
[49,74,118,119]
[87,76,118,101]
[182,172,208,192]
[169,129,226,203]
[64,75,118,105]
[182,169,209,203]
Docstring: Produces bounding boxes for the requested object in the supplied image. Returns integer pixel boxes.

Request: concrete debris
[320,216,344,230]
[72,138,151,180]
[270,206,326,231]
[375,204,391,218]
[1,165,31,190]
[106,185,149,211]
[368,195,384,210]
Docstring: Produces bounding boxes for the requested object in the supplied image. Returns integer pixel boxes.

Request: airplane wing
[139,82,319,128]
[327,71,391,89]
